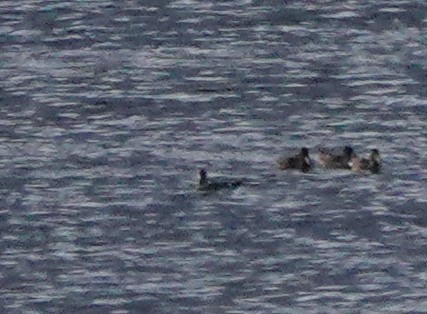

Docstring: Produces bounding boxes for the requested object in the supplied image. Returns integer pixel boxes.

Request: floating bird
[278,147,311,173]
[318,145,356,169]
[350,148,381,174]
[197,169,242,192]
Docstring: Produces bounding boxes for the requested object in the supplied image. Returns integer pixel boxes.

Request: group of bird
[197,146,381,192]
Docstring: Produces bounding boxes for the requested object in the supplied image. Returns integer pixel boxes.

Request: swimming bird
[350,148,381,174]
[318,145,356,169]
[278,147,311,173]
[197,169,242,191]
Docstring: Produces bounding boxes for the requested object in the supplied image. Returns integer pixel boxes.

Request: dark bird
[278,147,311,173]
[318,145,356,169]
[350,148,381,174]
[197,169,242,192]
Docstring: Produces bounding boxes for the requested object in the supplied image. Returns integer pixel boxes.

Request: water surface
[1,0,426,312]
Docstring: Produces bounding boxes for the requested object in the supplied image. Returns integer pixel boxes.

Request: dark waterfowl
[197,169,242,191]
[318,145,356,169]
[278,147,311,173]
[350,148,381,174]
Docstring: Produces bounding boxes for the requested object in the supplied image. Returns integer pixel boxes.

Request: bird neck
[199,175,207,186]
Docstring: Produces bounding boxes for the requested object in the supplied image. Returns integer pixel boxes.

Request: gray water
[1,0,427,313]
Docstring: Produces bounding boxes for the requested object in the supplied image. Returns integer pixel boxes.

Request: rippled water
[1,0,426,312]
